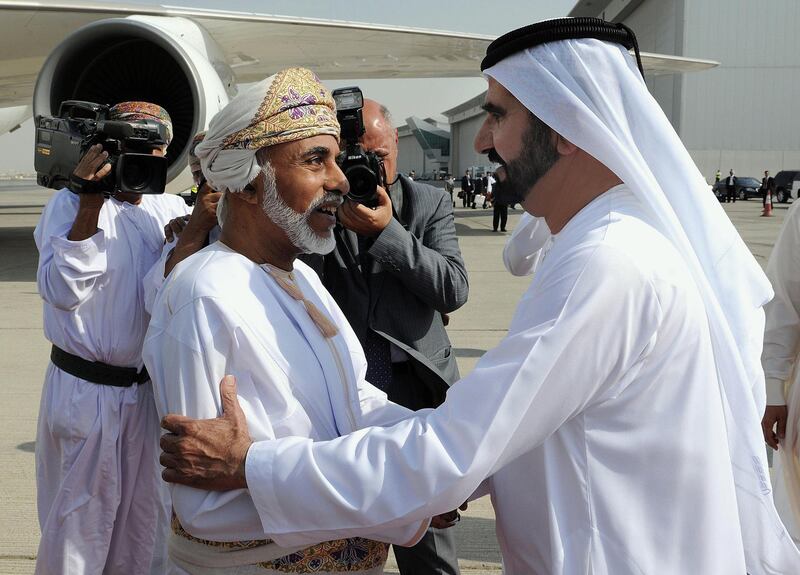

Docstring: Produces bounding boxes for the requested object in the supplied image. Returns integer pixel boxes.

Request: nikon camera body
[34,100,168,195]
[332,87,385,207]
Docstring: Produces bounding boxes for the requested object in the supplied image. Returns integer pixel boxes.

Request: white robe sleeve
[763,202,800,405]
[245,245,662,547]
[142,238,176,315]
[502,212,551,276]
[142,199,193,315]
[145,296,280,540]
[34,189,108,311]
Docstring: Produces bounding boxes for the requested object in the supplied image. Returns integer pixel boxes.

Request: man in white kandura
[143,67,447,574]
[34,101,191,574]
[157,19,800,574]
[762,199,800,546]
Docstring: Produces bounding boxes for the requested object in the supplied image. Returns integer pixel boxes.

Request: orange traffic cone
[762,192,774,217]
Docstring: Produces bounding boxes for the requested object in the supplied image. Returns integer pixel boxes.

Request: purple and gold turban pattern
[222,67,339,151]
[195,67,340,193]
[109,101,173,145]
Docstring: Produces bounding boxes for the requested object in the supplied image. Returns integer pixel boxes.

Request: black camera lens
[345,164,378,202]
[116,153,167,194]
[122,162,148,191]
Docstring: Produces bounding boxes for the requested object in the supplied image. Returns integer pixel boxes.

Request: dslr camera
[34,100,168,195]
[332,87,385,207]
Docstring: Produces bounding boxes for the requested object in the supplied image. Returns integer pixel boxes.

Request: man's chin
[301,232,336,256]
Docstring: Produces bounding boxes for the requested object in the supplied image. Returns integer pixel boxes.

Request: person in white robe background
[143,67,448,575]
[157,19,800,574]
[762,199,800,545]
[33,101,191,575]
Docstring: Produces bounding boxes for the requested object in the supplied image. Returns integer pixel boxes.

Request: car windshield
[739,178,760,186]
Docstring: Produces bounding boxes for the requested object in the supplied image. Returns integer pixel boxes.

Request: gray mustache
[307,193,343,213]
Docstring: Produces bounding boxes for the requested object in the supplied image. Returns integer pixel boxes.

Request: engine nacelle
[33,16,235,192]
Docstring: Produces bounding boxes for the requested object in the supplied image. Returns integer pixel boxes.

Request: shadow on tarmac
[0,226,37,282]
[453,209,494,219]
[16,441,35,453]
[454,223,502,237]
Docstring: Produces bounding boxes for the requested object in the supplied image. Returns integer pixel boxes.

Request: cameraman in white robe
[34,102,190,575]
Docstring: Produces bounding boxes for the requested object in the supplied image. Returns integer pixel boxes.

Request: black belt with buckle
[50,345,149,387]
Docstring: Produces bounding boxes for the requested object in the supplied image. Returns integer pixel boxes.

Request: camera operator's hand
[68,144,112,240]
[337,186,392,238]
[73,144,112,187]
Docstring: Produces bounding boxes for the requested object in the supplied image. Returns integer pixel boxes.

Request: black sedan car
[712,177,761,201]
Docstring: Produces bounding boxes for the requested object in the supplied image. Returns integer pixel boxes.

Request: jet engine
[33,16,236,191]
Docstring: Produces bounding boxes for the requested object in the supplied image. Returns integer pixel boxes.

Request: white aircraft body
[0,0,719,191]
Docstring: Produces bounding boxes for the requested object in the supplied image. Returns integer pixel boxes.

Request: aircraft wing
[0,1,719,191]
[639,51,718,76]
[0,1,719,108]
[0,0,493,107]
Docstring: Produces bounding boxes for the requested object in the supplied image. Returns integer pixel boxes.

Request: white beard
[260,162,337,255]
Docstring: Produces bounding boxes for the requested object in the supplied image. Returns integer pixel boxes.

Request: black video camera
[332,87,385,207]
[34,100,168,195]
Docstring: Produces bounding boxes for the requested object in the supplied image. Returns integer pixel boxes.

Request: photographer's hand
[164,183,221,276]
[68,144,112,241]
[186,184,222,236]
[337,186,392,238]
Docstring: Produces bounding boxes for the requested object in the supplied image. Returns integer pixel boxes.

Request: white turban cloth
[486,37,800,573]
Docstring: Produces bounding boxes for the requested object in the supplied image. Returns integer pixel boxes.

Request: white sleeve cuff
[246,438,295,541]
[766,377,788,405]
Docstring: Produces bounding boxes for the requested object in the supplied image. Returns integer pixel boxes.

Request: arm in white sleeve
[145,297,277,541]
[34,189,108,310]
[502,212,551,276]
[245,246,661,547]
[143,237,176,315]
[763,202,800,404]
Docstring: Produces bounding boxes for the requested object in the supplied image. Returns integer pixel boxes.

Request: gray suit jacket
[303,175,468,408]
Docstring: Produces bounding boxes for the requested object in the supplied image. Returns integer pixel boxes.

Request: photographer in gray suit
[303,99,468,574]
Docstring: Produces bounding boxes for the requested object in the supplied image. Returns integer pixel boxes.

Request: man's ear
[555,133,578,156]
[228,184,261,206]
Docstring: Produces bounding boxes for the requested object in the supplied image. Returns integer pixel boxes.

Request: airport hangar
[396,0,800,184]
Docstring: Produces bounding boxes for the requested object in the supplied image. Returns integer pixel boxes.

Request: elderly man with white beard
[142,68,443,574]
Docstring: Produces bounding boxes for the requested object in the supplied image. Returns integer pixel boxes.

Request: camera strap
[69,173,105,194]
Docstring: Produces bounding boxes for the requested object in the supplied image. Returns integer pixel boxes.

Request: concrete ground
[0,183,788,574]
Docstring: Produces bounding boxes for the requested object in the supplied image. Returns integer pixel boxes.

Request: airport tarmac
[0,183,789,574]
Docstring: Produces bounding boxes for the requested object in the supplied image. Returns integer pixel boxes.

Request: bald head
[361,99,398,185]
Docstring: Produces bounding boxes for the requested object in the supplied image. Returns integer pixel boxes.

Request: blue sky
[0,0,577,171]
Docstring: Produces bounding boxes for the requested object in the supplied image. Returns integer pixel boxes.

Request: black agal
[481,17,644,77]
